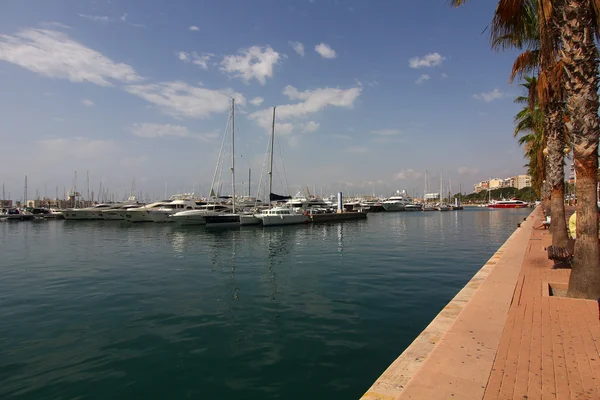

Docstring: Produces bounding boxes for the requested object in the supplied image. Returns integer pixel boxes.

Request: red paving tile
[391,207,600,400]
[483,208,600,400]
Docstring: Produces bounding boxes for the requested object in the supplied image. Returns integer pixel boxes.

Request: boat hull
[124,210,154,222]
[240,214,262,226]
[258,214,308,226]
[204,214,240,228]
[382,203,405,212]
[171,214,207,225]
[488,204,529,209]
[63,210,103,220]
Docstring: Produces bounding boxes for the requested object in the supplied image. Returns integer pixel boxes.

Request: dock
[308,211,367,223]
[362,206,600,399]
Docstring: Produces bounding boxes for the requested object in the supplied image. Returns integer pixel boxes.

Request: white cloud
[441,72,449,78]
[177,51,213,69]
[42,22,71,29]
[458,166,480,176]
[120,13,145,28]
[473,89,505,103]
[343,146,368,154]
[249,85,361,134]
[78,14,112,22]
[125,81,245,119]
[0,29,142,86]
[314,43,337,59]
[129,123,218,140]
[415,74,430,84]
[250,96,264,106]
[220,46,280,85]
[289,41,305,56]
[302,121,320,132]
[394,169,422,180]
[370,129,400,136]
[189,26,200,31]
[82,99,94,107]
[409,52,445,68]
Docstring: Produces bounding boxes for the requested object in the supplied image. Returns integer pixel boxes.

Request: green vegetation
[461,187,537,203]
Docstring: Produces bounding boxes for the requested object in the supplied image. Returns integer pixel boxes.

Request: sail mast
[268,106,276,206]
[231,98,236,213]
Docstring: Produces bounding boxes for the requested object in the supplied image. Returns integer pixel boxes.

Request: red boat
[488,198,530,209]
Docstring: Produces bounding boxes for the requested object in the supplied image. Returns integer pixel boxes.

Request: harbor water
[0,208,531,399]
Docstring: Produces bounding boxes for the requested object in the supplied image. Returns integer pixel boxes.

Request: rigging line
[275,134,291,196]
[209,112,231,202]
[255,131,272,207]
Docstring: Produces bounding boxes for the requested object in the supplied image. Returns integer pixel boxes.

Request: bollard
[517,223,521,228]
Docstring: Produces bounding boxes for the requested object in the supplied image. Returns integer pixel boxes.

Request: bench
[546,238,575,269]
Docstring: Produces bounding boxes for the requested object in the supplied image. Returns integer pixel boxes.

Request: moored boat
[488,198,529,208]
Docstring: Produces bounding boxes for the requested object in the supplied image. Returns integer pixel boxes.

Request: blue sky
[0,0,528,201]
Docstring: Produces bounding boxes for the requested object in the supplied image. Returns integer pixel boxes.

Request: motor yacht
[254,206,308,226]
[170,204,232,225]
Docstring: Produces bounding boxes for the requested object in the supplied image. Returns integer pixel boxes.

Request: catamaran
[254,107,308,226]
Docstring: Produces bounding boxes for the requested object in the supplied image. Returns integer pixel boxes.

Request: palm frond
[510,50,539,82]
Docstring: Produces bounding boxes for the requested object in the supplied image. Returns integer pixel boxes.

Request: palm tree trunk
[560,0,600,299]
[546,104,569,247]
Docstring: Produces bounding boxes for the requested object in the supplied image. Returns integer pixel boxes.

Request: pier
[362,206,600,399]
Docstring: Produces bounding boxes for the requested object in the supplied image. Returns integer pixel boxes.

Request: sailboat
[200,98,241,228]
[436,171,451,211]
[170,100,238,226]
[423,169,436,211]
[254,107,308,226]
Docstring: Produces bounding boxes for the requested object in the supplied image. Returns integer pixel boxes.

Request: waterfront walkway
[362,207,600,399]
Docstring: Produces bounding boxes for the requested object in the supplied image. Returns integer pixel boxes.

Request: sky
[0,0,530,202]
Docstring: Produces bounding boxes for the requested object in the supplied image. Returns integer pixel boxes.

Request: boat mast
[424,169,427,204]
[86,170,90,204]
[440,171,443,204]
[248,168,251,197]
[268,106,276,207]
[231,98,236,214]
[24,175,27,208]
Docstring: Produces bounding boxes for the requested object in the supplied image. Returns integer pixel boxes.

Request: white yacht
[382,192,414,212]
[170,204,232,225]
[102,204,144,220]
[124,201,172,222]
[285,193,329,210]
[404,203,424,211]
[254,206,308,226]
[148,198,201,223]
[63,203,118,220]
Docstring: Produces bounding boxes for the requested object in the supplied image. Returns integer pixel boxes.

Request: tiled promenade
[362,207,600,399]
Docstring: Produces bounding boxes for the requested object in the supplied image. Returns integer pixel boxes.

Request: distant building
[472,175,531,193]
[488,178,503,189]
[473,181,489,193]
[0,200,12,208]
[513,175,532,189]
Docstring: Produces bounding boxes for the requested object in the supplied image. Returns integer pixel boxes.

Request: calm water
[0,208,531,399]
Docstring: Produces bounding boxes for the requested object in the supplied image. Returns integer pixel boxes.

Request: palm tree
[513,77,546,197]
[452,0,569,247]
[559,0,600,299]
